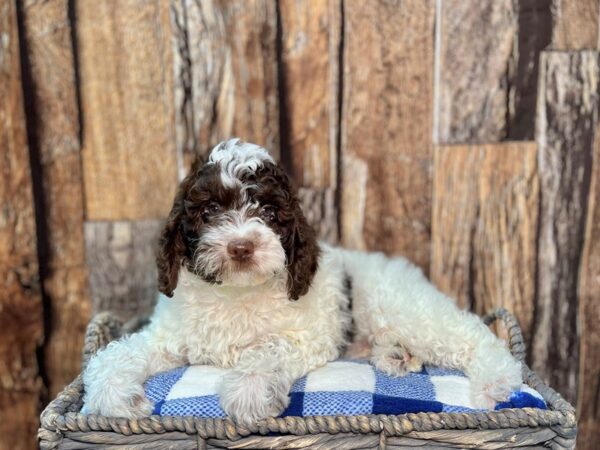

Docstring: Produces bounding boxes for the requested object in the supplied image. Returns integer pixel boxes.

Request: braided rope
[38,308,576,449]
[81,312,123,369]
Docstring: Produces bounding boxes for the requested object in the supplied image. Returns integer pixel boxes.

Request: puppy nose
[227,239,255,261]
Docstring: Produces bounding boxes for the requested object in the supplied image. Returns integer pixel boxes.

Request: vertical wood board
[341,0,435,272]
[170,0,279,175]
[431,143,538,345]
[0,2,43,448]
[279,0,340,242]
[551,0,599,50]
[507,0,553,139]
[20,0,91,397]
[78,0,178,220]
[532,50,599,404]
[85,220,162,321]
[434,0,516,144]
[577,123,600,450]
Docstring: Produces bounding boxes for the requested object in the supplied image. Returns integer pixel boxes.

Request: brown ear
[157,163,199,296]
[156,189,186,297]
[286,200,320,300]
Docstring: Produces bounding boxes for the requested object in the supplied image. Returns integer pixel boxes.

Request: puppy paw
[219,370,290,427]
[471,375,516,410]
[469,348,523,410]
[371,344,423,377]
[83,380,153,418]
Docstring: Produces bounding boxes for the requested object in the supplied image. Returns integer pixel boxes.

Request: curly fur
[83,139,523,426]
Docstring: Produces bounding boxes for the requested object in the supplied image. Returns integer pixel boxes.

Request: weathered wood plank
[507,0,553,139]
[77,0,178,220]
[341,0,434,272]
[434,0,516,144]
[298,187,338,243]
[0,1,43,448]
[85,221,162,320]
[279,0,340,242]
[430,143,539,345]
[551,0,599,50]
[435,1,556,141]
[577,124,600,450]
[532,50,600,405]
[170,0,279,175]
[19,0,91,398]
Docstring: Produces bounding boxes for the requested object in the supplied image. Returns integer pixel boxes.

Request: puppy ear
[156,175,193,297]
[286,200,320,300]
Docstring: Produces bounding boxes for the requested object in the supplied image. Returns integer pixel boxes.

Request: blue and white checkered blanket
[144,360,546,417]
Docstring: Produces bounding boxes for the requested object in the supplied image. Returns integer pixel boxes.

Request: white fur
[193,204,286,287]
[208,138,274,189]
[83,250,349,425]
[337,248,523,410]
[83,141,523,425]
[83,245,522,423]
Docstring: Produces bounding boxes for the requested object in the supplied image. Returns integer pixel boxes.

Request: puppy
[83,139,522,425]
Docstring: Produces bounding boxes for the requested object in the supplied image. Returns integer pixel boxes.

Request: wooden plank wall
[341,0,434,272]
[279,0,340,242]
[170,0,280,173]
[0,2,43,449]
[431,143,539,343]
[2,0,600,448]
[18,0,91,401]
[533,50,599,409]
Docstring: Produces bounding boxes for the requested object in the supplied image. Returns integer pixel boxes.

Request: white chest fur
[148,267,340,367]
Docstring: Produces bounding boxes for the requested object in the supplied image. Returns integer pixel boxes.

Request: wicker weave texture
[38,309,577,449]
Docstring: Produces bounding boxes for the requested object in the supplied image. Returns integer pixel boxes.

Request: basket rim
[38,308,577,444]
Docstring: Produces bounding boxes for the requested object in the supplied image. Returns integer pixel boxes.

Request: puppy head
[157,139,319,300]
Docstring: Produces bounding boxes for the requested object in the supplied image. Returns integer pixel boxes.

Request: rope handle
[81,312,123,368]
[81,312,153,368]
[482,308,527,363]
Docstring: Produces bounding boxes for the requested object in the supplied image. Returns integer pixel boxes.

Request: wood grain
[436,0,555,141]
[19,0,91,398]
[577,124,600,450]
[507,0,553,139]
[297,187,338,243]
[431,143,539,345]
[170,0,279,175]
[340,0,434,272]
[0,1,43,448]
[77,0,178,220]
[552,0,599,50]
[532,50,599,405]
[5,2,600,446]
[434,0,516,144]
[279,0,340,242]
[85,221,162,320]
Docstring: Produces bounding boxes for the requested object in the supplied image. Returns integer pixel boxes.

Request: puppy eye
[260,205,278,223]
[202,201,222,220]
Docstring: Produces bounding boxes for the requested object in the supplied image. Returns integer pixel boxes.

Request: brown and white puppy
[83,139,522,426]
[157,143,319,300]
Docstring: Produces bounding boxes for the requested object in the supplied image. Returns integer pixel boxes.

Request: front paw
[471,376,516,410]
[469,351,522,409]
[371,344,423,377]
[83,383,153,418]
[219,370,290,427]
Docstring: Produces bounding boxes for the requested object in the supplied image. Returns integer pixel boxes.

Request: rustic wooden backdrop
[1,0,599,448]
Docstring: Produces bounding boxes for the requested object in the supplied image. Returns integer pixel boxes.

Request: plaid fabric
[144,359,546,417]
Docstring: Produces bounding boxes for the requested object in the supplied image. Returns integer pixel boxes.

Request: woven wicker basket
[38,309,577,449]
